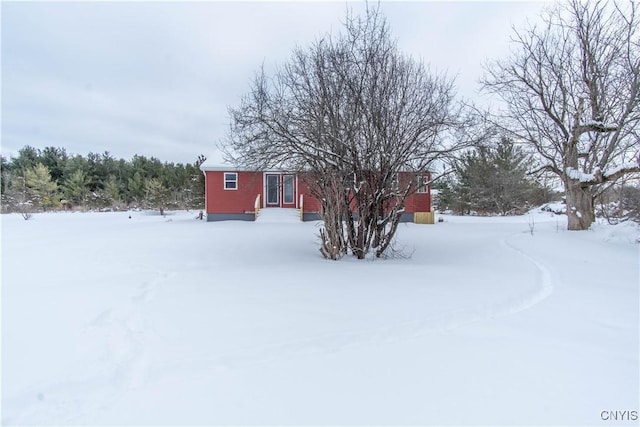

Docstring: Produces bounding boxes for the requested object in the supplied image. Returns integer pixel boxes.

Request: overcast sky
[1,1,548,165]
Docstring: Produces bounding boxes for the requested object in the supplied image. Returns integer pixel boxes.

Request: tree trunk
[565,181,595,230]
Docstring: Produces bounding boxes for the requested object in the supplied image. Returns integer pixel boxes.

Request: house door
[264,174,297,208]
[265,174,280,206]
[281,175,296,208]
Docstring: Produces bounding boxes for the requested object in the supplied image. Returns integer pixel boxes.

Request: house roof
[200,161,292,173]
[200,163,244,172]
[199,158,252,172]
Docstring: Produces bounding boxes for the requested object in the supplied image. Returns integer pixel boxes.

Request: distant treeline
[1,146,206,215]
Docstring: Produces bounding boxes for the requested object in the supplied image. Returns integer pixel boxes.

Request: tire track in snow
[496,236,554,316]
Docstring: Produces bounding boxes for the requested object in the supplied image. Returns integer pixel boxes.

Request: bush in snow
[224,7,466,259]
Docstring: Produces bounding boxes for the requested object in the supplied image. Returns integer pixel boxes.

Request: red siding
[297,171,431,215]
[402,172,431,213]
[298,176,322,213]
[204,170,429,216]
[205,171,263,214]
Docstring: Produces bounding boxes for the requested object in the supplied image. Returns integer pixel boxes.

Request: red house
[200,164,434,223]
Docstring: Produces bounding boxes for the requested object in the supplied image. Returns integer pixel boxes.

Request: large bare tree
[224,8,463,259]
[482,1,639,230]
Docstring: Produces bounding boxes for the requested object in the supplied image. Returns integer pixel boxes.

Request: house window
[224,173,237,190]
[416,175,429,193]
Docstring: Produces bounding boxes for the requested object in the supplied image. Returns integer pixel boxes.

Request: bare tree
[482,0,639,230]
[224,7,463,259]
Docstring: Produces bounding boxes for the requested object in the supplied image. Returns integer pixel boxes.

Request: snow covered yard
[1,209,638,426]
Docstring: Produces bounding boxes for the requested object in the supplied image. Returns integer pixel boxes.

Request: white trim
[295,175,299,208]
[224,172,238,190]
[265,173,280,206]
[201,164,294,172]
[416,175,429,193]
[204,168,208,211]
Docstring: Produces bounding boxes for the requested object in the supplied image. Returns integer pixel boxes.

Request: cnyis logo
[600,410,638,421]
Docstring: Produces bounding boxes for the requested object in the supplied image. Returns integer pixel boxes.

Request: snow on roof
[199,150,232,171]
[199,161,294,173]
[199,162,241,172]
[199,155,255,172]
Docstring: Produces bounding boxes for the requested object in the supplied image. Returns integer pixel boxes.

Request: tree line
[0,146,206,216]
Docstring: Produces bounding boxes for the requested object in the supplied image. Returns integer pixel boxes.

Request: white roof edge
[200,164,292,173]
[200,162,433,173]
[200,164,245,172]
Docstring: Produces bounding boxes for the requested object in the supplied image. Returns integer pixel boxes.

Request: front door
[266,174,280,206]
[281,175,296,208]
[264,174,297,208]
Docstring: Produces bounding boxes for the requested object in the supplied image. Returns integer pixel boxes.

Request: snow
[582,120,618,131]
[604,161,640,178]
[2,209,638,425]
[566,166,596,183]
[540,201,567,214]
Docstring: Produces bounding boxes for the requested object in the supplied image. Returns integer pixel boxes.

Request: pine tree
[127,172,145,206]
[452,138,547,215]
[490,138,536,214]
[11,146,39,175]
[39,146,68,185]
[145,177,171,215]
[62,169,90,207]
[454,148,496,214]
[24,163,60,211]
[104,176,122,208]
[187,155,206,209]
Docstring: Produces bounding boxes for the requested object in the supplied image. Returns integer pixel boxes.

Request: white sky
[1,1,548,165]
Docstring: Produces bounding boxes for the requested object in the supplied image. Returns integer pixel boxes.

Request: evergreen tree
[86,152,109,191]
[431,174,457,213]
[11,146,39,175]
[452,138,548,215]
[454,147,495,214]
[104,176,122,208]
[62,169,90,207]
[145,177,171,215]
[187,155,206,209]
[39,147,68,185]
[24,163,60,211]
[127,172,146,206]
[489,138,537,214]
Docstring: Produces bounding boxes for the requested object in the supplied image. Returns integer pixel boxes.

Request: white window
[416,175,429,193]
[224,173,238,190]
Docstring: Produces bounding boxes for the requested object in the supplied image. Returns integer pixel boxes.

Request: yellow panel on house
[414,211,435,224]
